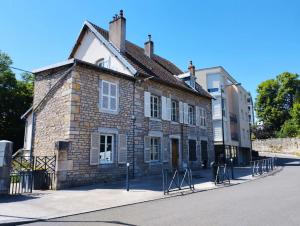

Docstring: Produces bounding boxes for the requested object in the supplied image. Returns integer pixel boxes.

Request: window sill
[171,121,179,125]
[149,118,162,122]
[99,107,119,115]
[149,161,161,165]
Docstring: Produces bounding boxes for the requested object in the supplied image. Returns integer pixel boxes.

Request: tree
[0,51,33,152]
[255,72,300,137]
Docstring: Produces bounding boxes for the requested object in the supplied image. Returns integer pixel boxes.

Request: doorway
[201,140,208,168]
[171,139,179,169]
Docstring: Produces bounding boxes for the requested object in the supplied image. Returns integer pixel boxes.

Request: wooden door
[172,139,179,169]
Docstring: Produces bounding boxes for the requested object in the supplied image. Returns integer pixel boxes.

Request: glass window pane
[110,84,117,97]
[100,135,105,144]
[110,97,116,110]
[103,82,109,95]
[102,96,109,109]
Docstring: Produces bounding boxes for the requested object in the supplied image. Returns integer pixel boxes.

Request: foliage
[255,72,300,138]
[0,51,33,152]
[251,123,275,139]
[277,102,300,138]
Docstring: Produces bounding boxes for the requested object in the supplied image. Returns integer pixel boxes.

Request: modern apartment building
[195,66,251,164]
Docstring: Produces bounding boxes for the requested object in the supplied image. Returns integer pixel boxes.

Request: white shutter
[166,98,171,121]
[90,132,100,165]
[184,103,189,124]
[179,101,184,123]
[144,136,151,163]
[162,136,169,162]
[161,96,167,120]
[144,91,151,117]
[196,106,200,126]
[118,134,127,163]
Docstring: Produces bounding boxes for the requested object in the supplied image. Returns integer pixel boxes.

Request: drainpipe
[132,78,136,178]
[29,112,35,158]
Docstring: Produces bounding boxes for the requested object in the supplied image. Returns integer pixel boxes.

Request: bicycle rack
[162,168,194,195]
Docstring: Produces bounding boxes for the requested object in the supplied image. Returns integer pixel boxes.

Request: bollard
[126,162,130,191]
[230,158,234,179]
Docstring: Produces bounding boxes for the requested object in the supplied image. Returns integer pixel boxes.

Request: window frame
[99,134,114,164]
[188,104,195,125]
[200,108,207,127]
[150,94,160,119]
[100,80,118,113]
[171,99,179,122]
[150,137,160,162]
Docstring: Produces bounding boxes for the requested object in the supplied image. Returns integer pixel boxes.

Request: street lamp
[220,82,241,164]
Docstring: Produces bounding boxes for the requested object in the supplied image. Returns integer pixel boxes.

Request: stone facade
[32,62,214,189]
[253,138,300,155]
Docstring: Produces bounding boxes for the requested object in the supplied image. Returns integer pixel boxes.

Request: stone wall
[252,138,300,154]
[32,63,214,189]
[33,66,73,156]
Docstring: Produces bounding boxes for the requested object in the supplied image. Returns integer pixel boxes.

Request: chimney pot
[188,60,195,76]
[144,34,154,58]
[109,10,126,53]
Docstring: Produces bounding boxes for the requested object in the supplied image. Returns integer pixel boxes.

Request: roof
[71,21,212,99]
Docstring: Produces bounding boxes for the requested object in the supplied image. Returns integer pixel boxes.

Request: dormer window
[96,58,105,67]
[96,58,110,68]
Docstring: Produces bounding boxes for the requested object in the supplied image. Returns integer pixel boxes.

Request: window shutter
[162,136,169,162]
[118,134,127,164]
[196,106,200,126]
[144,136,151,163]
[184,103,189,124]
[98,80,102,109]
[179,101,184,123]
[166,98,171,121]
[90,132,100,165]
[144,91,151,117]
[161,96,167,120]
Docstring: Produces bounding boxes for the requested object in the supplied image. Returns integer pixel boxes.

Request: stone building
[23,11,214,189]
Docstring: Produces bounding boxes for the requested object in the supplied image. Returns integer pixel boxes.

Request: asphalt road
[23,156,300,226]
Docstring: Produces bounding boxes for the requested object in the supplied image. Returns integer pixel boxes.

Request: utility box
[0,140,13,195]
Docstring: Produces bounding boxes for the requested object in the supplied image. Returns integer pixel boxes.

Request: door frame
[169,135,181,168]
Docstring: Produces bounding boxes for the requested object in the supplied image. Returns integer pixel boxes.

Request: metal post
[126,162,130,191]
[221,88,225,163]
[230,158,234,179]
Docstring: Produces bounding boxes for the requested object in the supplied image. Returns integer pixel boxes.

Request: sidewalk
[0,166,279,224]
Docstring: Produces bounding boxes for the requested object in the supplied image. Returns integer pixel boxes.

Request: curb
[7,167,282,225]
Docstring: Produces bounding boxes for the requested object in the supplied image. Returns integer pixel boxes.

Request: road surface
[23,156,300,226]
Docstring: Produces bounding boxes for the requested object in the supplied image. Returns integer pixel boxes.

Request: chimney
[144,34,154,58]
[188,60,195,76]
[109,10,126,53]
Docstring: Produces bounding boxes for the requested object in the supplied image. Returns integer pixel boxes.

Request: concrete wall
[253,138,300,154]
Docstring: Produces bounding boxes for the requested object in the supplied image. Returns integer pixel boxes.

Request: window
[171,100,179,122]
[99,134,114,164]
[150,94,160,118]
[188,105,195,125]
[96,58,105,67]
[189,140,197,161]
[150,137,160,161]
[208,88,219,93]
[221,98,226,117]
[200,108,207,127]
[101,80,117,111]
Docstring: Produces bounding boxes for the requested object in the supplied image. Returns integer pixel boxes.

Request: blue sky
[1,0,299,99]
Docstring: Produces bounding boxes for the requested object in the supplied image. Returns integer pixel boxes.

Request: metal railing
[251,157,276,176]
[214,164,231,185]
[162,168,194,195]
